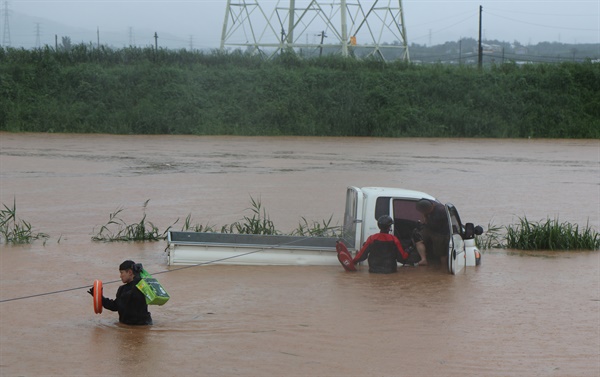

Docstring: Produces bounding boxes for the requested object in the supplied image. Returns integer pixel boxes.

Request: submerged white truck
[166,186,483,275]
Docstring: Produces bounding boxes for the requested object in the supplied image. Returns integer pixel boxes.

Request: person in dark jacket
[352,215,410,274]
[89,260,153,325]
[413,199,450,266]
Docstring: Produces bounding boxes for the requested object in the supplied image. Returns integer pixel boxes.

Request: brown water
[0,133,598,377]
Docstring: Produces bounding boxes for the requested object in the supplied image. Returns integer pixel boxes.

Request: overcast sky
[5,0,600,49]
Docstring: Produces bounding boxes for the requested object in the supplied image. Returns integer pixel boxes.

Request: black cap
[377,215,394,229]
[119,260,136,271]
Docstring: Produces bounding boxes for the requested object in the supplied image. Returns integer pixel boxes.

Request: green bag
[136,269,170,306]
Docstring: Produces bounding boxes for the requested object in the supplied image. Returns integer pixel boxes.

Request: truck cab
[342,187,482,274]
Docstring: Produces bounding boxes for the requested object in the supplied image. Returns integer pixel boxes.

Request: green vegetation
[182,197,340,236]
[2,196,597,249]
[0,199,49,244]
[220,197,277,235]
[474,222,504,250]
[88,199,600,250]
[504,217,600,250]
[291,216,340,237]
[92,197,337,241]
[180,214,216,233]
[92,200,171,242]
[475,217,600,250]
[1,45,598,138]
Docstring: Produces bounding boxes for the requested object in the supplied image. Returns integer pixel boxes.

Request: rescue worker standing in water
[88,260,153,325]
[413,199,450,267]
[352,215,410,274]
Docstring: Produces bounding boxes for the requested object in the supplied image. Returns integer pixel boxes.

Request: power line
[0,235,328,304]
[410,12,476,44]
[485,6,599,19]
[486,11,598,32]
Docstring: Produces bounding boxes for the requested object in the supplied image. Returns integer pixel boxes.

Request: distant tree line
[406,38,600,65]
[247,38,599,64]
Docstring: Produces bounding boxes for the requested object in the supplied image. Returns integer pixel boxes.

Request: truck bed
[167,231,340,266]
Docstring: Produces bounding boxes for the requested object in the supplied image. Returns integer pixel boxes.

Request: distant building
[514,46,528,55]
[481,43,502,54]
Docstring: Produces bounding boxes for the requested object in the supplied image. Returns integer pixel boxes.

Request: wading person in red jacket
[352,215,411,274]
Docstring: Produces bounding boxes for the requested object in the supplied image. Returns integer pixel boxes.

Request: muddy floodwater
[0,133,598,377]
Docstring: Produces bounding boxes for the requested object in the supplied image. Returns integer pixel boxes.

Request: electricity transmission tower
[35,23,41,47]
[2,1,11,47]
[128,27,135,46]
[220,0,409,61]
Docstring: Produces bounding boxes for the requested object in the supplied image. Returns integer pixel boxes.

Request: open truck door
[342,187,364,252]
[446,204,466,275]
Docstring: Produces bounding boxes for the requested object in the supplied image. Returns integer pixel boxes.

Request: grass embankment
[1,45,599,138]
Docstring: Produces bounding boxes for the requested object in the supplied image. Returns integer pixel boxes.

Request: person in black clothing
[413,199,450,266]
[89,260,153,325]
[352,215,412,274]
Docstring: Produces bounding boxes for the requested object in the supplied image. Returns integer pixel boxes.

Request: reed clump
[474,222,504,250]
[180,197,339,237]
[92,197,337,241]
[0,199,49,244]
[291,216,341,237]
[220,197,278,235]
[180,214,216,233]
[505,217,599,250]
[92,200,172,242]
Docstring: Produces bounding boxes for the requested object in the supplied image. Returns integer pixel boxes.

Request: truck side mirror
[464,223,484,239]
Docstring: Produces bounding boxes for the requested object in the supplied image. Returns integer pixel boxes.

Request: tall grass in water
[91,197,337,240]
[182,198,340,236]
[92,200,172,242]
[221,197,278,235]
[180,214,216,233]
[291,216,341,237]
[505,217,600,250]
[475,222,504,250]
[0,199,49,244]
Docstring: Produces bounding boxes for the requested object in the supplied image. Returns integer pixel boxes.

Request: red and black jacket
[352,232,409,274]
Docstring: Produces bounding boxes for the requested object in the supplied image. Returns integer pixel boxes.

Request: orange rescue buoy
[336,241,357,272]
[93,279,103,314]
